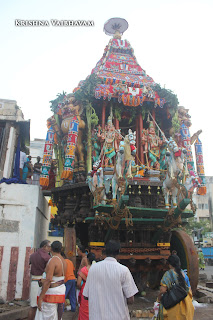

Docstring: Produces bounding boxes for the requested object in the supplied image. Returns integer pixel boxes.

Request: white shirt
[83,257,138,320]
[20,151,27,169]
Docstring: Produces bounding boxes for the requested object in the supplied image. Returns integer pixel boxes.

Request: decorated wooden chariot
[40,18,206,293]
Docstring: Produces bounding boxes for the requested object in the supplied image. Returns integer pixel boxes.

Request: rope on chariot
[95,193,133,230]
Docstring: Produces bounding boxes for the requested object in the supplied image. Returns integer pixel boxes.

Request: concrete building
[30,138,45,165]
[0,184,49,301]
[0,99,49,302]
[194,176,213,226]
[0,99,30,180]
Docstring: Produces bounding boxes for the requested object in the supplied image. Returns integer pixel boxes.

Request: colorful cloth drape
[180,124,198,179]
[40,127,54,187]
[195,138,206,195]
[61,116,79,181]
[157,269,194,320]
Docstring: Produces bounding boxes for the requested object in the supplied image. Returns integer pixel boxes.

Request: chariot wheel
[171,229,199,294]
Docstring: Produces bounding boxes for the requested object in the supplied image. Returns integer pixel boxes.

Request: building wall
[194,176,213,223]
[0,183,49,302]
[30,138,46,165]
[0,98,29,180]
[0,122,12,180]
[0,99,18,121]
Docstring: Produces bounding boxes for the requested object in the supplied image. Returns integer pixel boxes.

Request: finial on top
[104,18,128,39]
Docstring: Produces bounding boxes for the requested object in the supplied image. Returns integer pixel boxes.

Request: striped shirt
[83,257,138,320]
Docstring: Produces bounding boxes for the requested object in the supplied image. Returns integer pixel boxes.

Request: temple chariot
[40,18,206,293]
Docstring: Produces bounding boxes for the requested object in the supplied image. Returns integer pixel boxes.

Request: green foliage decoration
[154,84,179,111]
[128,108,137,124]
[172,111,180,136]
[74,73,102,106]
[141,101,154,119]
[91,112,99,127]
[114,104,137,124]
[74,74,101,128]
[50,91,67,113]
[114,104,122,121]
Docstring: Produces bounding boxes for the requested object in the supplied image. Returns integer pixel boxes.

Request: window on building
[198,203,205,209]
[200,217,209,222]
[205,203,209,209]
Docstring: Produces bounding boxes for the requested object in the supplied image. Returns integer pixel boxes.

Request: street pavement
[62,267,213,319]
[193,303,213,320]
[63,306,213,320]
[62,299,213,320]
[199,265,213,281]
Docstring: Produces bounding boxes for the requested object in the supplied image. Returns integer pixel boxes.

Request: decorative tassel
[40,127,54,187]
[61,116,79,181]
[195,138,206,195]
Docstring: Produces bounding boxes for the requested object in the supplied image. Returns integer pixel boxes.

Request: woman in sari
[157,255,194,320]
[77,252,96,320]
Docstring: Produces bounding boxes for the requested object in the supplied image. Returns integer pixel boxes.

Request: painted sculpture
[141,121,166,170]
[162,138,186,208]
[40,95,86,187]
[42,19,206,208]
[97,115,122,167]
[47,19,203,294]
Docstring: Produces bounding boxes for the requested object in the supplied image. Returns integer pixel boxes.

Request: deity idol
[97,116,122,167]
[142,121,166,169]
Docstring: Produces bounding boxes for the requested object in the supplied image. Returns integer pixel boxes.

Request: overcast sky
[0,0,213,175]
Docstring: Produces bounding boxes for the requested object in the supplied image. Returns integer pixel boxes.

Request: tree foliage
[185,218,211,238]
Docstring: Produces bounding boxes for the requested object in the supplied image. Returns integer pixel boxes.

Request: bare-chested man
[35,241,67,320]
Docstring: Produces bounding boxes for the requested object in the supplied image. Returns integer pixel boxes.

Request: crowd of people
[19,153,42,184]
[28,240,194,320]
[19,153,57,188]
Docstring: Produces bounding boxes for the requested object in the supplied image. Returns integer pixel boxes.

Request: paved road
[62,296,213,320]
[62,268,213,319]
[63,306,213,320]
[199,265,213,281]
[193,303,213,320]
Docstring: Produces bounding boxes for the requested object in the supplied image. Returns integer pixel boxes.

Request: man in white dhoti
[28,240,51,320]
[35,241,67,320]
